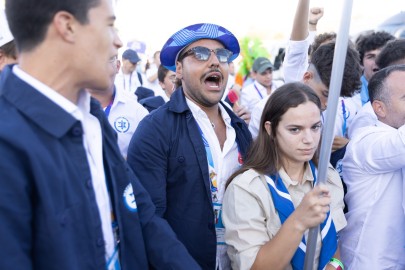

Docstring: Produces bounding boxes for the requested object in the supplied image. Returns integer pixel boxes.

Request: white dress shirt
[340,121,405,269]
[240,80,283,113]
[347,101,377,139]
[186,98,239,270]
[283,31,316,84]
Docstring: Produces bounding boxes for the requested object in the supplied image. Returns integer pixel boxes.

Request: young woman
[222,82,346,270]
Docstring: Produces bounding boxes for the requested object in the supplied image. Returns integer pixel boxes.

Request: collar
[0,64,99,138]
[278,162,315,188]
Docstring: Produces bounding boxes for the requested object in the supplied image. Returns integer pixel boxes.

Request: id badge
[213,203,225,245]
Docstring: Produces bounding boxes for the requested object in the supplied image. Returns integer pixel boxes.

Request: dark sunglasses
[178,46,232,63]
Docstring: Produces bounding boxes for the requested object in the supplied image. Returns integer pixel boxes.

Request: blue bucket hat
[160,23,240,71]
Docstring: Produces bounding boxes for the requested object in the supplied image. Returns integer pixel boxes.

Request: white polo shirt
[106,87,149,159]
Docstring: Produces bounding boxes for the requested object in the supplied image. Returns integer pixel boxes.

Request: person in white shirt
[88,56,149,159]
[0,9,17,72]
[249,0,362,140]
[114,48,143,95]
[349,39,405,139]
[240,57,284,113]
[145,50,166,98]
[157,64,176,102]
[339,65,405,269]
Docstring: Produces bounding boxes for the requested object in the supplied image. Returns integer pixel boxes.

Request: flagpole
[303,0,354,269]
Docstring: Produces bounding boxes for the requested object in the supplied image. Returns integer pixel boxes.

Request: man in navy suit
[0,0,199,269]
[127,23,252,269]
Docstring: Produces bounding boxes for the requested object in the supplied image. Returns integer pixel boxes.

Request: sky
[1,0,403,60]
[114,0,404,59]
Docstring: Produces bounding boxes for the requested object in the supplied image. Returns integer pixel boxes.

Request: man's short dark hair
[310,42,362,97]
[0,40,17,59]
[6,0,100,52]
[355,31,395,65]
[158,65,170,83]
[376,39,405,69]
[368,64,405,103]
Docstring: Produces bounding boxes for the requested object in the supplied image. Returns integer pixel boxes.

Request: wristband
[309,20,317,25]
[329,257,344,270]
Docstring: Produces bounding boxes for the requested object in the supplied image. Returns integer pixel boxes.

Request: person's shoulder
[229,169,264,188]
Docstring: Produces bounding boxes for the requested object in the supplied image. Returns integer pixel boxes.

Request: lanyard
[341,99,348,137]
[104,89,116,118]
[254,84,264,100]
[123,72,133,92]
[196,122,242,246]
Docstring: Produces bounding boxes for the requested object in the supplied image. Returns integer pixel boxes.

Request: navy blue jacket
[127,87,252,269]
[0,66,200,270]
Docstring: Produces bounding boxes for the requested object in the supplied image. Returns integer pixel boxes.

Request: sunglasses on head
[178,46,232,63]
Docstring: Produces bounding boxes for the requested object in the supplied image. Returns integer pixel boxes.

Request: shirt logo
[114,117,130,133]
[123,183,137,212]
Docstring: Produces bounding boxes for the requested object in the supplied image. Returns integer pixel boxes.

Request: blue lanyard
[104,88,116,118]
[341,99,347,137]
[254,84,264,100]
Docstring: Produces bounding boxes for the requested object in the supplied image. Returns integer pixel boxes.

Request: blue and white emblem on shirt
[123,183,137,212]
[114,117,130,133]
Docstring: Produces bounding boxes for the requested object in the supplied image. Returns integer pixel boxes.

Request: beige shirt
[222,163,346,270]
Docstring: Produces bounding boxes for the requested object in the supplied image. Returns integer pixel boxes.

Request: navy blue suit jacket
[0,66,200,270]
[127,87,252,269]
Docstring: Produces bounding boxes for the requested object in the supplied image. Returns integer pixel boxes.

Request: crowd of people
[1,0,405,269]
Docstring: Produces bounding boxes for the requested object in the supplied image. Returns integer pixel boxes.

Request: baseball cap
[0,9,13,47]
[122,49,141,64]
[252,57,274,73]
[160,23,240,71]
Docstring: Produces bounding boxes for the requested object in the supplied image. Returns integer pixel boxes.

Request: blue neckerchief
[360,75,369,106]
[266,161,337,270]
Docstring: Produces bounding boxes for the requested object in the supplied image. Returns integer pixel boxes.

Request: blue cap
[160,23,240,71]
[122,49,141,64]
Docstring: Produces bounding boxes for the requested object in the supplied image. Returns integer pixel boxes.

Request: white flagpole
[303,0,354,269]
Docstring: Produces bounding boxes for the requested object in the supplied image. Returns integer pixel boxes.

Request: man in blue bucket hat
[127,23,252,269]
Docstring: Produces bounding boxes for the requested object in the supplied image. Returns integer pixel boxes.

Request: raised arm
[290,0,310,41]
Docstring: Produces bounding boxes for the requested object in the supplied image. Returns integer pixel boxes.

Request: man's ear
[0,51,5,66]
[372,100,387,119]
[176,62,183,79]
[302,70,314,83]
[264,121,272,136]
[52,11,77,43]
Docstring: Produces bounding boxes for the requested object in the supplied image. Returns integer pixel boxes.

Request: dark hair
[226,82,321,188]
[158,64,170,83]
[5,0,100,52]
[309,32,337,56]
[355,31,395,65]
[310,41,362,97]
[376,39,405,69]
[368,64,405,103]
[0,40,17,59]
